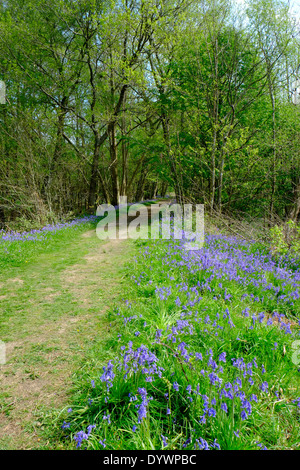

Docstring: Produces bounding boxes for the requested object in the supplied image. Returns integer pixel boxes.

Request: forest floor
[2,202,299,451]
[0,201,167,450]
[0,221,136,449]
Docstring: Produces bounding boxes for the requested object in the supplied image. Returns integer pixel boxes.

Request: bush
[270,220,300,257]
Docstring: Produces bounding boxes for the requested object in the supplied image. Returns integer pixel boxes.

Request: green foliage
[1,0,300,225]
[55,235,300,450]
[270,220,300,257]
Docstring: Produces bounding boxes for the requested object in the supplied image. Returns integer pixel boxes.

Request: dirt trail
[0,200,171,449]
[0,235,131,449]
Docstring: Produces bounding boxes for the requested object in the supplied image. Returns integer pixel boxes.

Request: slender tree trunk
[120,91,128,196]
[161,113,183,205]
[108,120,120,206]
[43,98,68,206]
[135,167,148,202]
[267,73,276,222]
[217,153,225,213]
[288,176,300,222]
[210,126,217,213]
[88,131,110,208]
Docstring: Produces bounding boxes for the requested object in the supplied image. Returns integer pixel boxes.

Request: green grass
[0,217,136,449]
[53,236,300,451]
[1,214,300,450]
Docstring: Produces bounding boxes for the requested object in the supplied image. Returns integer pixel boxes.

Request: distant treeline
[0,0,300,227]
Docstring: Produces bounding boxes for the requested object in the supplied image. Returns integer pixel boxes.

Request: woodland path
[0,200,169,449]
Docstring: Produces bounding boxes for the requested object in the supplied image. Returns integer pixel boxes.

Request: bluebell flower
[99,439,106,448]
[196,437,209,450]
[208,408,216,418]
[173,382,179,391]
[256,441,267,450]
[221,402,228,413]
[260,381,269,392]
[218,352,226,362]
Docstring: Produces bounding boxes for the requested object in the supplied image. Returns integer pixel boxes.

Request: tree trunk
[161,113,184,206]
[120,92,128,196]
[88,131,110,208]
[217,153,225,213]
[288,181,300,222]
[43,101,67,204]
[108,120,120,206]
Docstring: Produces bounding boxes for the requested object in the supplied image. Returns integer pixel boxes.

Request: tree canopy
[0,0,300,227]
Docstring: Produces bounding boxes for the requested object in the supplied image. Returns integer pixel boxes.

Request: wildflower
[256,441,267,450]
[74,430,88,448]
[137,402,147,423]
[182,437,192,448]
[208,357,218,370]
[173,382,180,391]
[212,439,221,450]
[249,394,258,402]
[196,437,209,450]
[218,352,226,362]
[241,399,252,415]
[195,352,203,361]
[234,377,242,388]
[74,425,95,448]
[161,435,168,448]
[208,372,222,386]
[292,397,300,407]
[208,408,216,418]
[103,414,111,424]
[100,361,115,390]
[260,381,269,393]
[99,439,106,448]
[221,402,228,413]
[87,425,96,434]
[155,329,163,340]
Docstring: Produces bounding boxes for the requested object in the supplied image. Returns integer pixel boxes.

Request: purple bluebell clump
[61,231,300,450]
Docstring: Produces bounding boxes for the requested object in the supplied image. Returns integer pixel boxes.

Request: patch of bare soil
[61,234,125,307]
[0,201,166,449]
[7,278,24,284]
[0,235,129,449]
[0,338,72,449]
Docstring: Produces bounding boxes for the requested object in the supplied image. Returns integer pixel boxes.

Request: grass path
[0,226,134,449]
